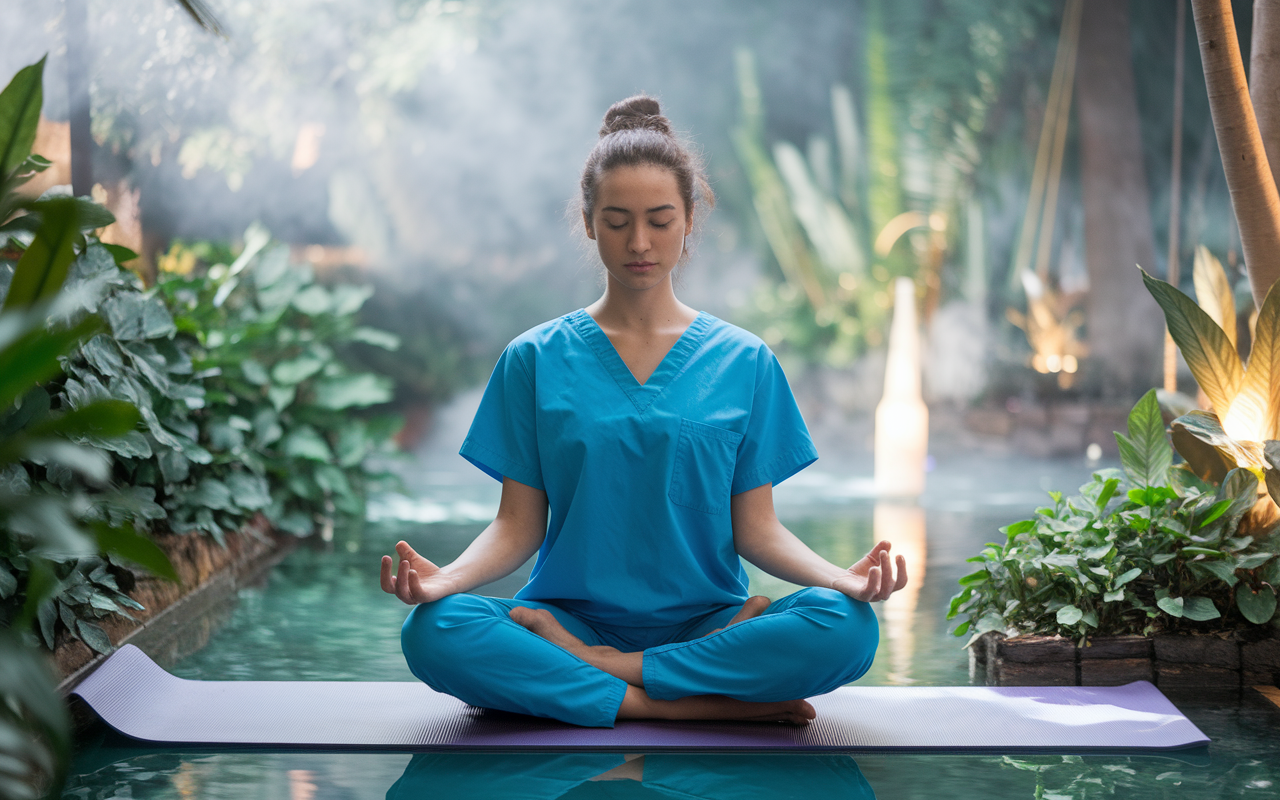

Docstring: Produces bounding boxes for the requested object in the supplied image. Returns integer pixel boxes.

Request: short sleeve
[459,345,545,491]
[730,348,818,495]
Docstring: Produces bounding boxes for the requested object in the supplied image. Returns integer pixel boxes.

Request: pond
[62,432,1280,799]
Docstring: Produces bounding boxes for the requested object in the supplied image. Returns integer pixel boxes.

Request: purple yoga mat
[72,645,1209,752]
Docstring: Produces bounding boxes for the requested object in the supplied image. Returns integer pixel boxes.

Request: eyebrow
[601,204,677,214]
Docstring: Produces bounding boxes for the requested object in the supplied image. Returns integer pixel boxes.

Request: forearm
[735,520,846,589]
[438,515,544,593]
[435,477,547,594]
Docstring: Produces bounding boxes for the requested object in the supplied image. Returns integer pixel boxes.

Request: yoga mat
[73,645,1209,752]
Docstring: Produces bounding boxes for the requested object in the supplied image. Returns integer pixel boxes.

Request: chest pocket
[669,419,743,515]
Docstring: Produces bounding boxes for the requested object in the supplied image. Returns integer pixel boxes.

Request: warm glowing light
[1045,353,1061,373]
[875,277,928,497]
[875,502,926,685]
[1063,354,1078,373]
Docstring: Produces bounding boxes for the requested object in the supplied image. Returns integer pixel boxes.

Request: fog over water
[6,0,865,347]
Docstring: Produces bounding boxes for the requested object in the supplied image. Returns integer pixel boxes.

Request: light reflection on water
[62,454,1280,799]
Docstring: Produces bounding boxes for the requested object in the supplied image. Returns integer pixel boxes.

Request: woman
[381,96,907,729]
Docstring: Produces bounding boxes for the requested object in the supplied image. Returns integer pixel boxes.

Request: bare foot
[706,595,771,636]
[618,685,815,726]
[510,607,644,686]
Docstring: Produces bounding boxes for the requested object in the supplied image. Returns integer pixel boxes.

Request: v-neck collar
[569,309,712,414]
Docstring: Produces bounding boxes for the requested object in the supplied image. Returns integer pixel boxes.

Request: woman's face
[586,164,692,292]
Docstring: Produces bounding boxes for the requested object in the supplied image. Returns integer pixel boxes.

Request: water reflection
[386,753,875,800]
[873,501,927,685]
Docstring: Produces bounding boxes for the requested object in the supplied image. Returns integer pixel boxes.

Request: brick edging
[971,631,1280,689]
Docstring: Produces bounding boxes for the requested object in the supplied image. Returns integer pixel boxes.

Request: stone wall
[972,631,1280,689]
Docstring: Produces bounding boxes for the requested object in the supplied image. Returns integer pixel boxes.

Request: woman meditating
[380,95,908,729]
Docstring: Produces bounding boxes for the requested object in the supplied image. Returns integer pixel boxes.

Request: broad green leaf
[76,619,113,654]
[1096,477,1120,508]
[1157,595,1184,617]
[330,284,375,316]
[26,398,139,440]
[349,325,401,350]
[291,284,331,315]
[81,334,124,376]
[271,355,324,385]
[0,57,45,177]
[268,384,296,412]
[93,523,177,583]
[1056,605,1083,626]
[1181,595,1221,621]
[225,471,270,510]
[3,198,81,311]
[101,243,139,266]
[102,293,177,341]
[1236,583,1278,624]
[1141,269,1243,417]
[240,358,269,386]
[1191,558,1239,587]
[1224,279,1280,440]
[1171,411,1246,482]
[976,611,1005,634]
[187,478,233,510]
[1237,552,1276,570]
[1103,589,1125,602]
[1192,246,1237,350]
[282,426,332,461]
[0,314,99,417]
[312,373,393,409]
[1114,567,1142,587]
[1115,389,1172,488]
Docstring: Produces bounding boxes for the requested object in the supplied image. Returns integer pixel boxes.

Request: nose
[628,225,649,254]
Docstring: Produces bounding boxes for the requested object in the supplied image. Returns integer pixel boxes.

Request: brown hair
[579,95,714,235]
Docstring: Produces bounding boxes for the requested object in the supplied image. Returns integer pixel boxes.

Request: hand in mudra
[831,540,908,602]
[380,541,459,605]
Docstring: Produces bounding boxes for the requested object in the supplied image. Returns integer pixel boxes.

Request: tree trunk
[1194,0,1280,307]
[1075,0,1164,396]
[65,0,94,197]
[1252,0,1280,195]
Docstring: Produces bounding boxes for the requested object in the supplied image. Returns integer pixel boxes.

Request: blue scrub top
[460,309,818,628]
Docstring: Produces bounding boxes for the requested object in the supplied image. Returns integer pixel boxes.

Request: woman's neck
[587,275,697,333]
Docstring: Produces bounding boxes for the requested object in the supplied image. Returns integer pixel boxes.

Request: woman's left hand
[831,540,908,602]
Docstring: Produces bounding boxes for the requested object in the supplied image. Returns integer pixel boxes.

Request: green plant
[948,390,1280,643]
[1140,256,1280,519]
[155,231,402,539]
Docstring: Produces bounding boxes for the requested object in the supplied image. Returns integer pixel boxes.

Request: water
[62,452,1280,799]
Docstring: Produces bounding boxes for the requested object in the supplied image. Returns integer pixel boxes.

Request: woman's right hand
[380,541,460,605]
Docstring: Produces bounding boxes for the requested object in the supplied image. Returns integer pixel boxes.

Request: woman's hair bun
[599,95,672,138]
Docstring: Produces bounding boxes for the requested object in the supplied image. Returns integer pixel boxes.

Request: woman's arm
[730,483,907,602]
[380,476,548,605]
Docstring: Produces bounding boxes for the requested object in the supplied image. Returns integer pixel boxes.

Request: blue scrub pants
[400,587,878,728]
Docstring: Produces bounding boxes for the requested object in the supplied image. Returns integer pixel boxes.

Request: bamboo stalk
[1191,0,1280,307]
[1033,0,1084,281]
[1166,0,1187,393]
[1010,1,1078,287]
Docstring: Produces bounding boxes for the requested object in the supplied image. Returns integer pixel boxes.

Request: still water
[62,452,1280,799]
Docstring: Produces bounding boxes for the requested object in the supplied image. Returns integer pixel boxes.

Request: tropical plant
[1140,250,1280,534]
[1,58,177,800]
[948,390,1280,644]
[732,48,901,366]
[155,231,402,540]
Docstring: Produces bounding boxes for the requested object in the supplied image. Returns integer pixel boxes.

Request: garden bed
[55,516,297,694]
[971,630,1280,690]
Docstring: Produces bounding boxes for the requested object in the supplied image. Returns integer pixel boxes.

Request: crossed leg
[508,596,817,725]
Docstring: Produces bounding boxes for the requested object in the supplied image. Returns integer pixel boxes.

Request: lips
[625,261,656,271]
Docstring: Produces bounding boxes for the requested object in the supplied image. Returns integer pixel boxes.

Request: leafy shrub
[155,229,402,538]
[948,390,1280,643]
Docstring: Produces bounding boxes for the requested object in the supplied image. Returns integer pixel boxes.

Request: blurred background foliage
[0,0,1254,412]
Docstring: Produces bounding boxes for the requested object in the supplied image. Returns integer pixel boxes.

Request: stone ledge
[972,631,1278,689]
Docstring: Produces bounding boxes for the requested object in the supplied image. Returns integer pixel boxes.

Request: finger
[380,555,397,593]
[406,569,429,603]
[396,558,415,604]
[862,566,880,601]
[877,550,894,601]
[893,555,908,592]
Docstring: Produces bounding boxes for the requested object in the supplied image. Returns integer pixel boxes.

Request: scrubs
[401,310,879,727]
